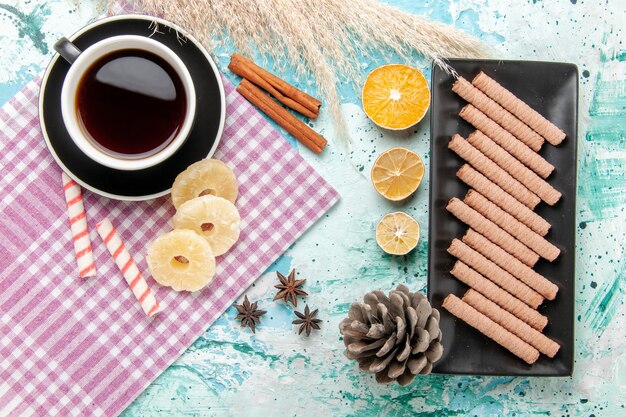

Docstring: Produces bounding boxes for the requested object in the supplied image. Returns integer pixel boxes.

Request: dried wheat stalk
[115,0,490,142]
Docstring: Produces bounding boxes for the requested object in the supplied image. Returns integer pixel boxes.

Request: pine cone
[339,284,443,386]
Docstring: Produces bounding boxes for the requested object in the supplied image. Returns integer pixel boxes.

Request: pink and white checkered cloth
[0,75,339,416]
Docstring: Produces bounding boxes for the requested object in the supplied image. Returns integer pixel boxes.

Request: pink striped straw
[96,218,160,317]
[61,172,96,278]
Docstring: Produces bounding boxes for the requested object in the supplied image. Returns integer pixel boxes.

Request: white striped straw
[96,218,160,317]
[62,172,96,278]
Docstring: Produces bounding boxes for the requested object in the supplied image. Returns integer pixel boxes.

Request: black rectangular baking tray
[427,59,577,376]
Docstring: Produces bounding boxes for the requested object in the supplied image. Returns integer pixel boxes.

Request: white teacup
[55,35,196,171]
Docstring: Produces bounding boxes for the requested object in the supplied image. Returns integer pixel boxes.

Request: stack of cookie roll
[459,105,555,178]
[442,71,565,364]
[452,76,545,150]
[472,72,566,145]
[449,135,540,209]
[466,131,561,205]
[443,294,540,365]
[447,238,543,308]
[457,165,551,236]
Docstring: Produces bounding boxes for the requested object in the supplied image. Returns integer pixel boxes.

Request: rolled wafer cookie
[457,164,550,236]
[449,134,540,209]
[452,77,544,151]
[96,219,161,318]
[447,197,540,267]
[62,173,96,278]
[472,72,566,146]
[467,131,561,205]
[442,294,540,365]
[460,105,554,179]
[464,190,560,262]
[463,289,560,358]
[448,238,543,308]
[451,261,547,330]
[463,229,558,300]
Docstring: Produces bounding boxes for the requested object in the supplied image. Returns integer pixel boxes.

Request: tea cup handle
[54,37,82,64]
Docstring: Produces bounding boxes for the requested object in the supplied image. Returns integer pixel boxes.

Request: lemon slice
[171,159,238,209]
[147,229,216,292]
[371,147,424,201]
[376,212,420,255]
[362,64,430,130]
[172,195,241,256]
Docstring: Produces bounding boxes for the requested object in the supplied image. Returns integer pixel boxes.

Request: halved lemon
[371,147,425,201]
[376,212,420,255]
[362,64,430,130]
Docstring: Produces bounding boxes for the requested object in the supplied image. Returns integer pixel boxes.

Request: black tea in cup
[75,49,187,158]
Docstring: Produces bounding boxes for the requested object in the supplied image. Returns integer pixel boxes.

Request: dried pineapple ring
[173,195,241,256]
[147,229,216,292]
[171,159,238,209]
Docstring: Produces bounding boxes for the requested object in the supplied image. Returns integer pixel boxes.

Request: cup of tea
[55,35,196,171]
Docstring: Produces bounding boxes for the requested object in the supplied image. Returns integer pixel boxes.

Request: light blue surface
[1,1,625,416]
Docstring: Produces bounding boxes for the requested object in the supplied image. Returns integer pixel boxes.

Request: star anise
[233,295,266,333]
[273,269,308,307]
[292,305,322,336]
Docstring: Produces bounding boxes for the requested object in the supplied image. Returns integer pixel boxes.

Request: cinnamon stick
[237,79,327,154]
[229,53,321,118]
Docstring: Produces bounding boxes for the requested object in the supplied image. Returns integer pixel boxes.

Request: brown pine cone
[339,284,443,386]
